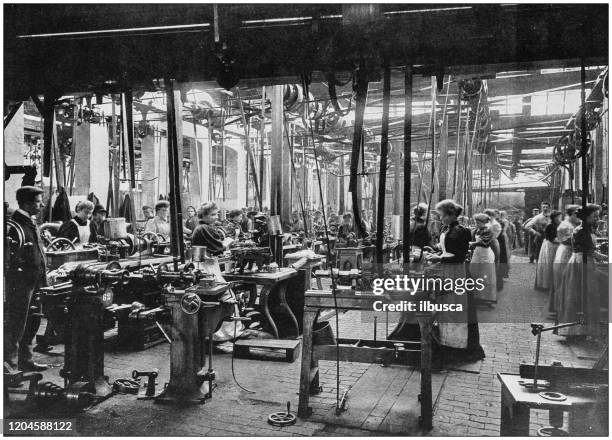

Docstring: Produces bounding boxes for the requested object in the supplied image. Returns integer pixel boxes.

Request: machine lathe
[35,258,238,405]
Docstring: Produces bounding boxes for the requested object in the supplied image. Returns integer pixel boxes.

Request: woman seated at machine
[56,200,98,246]
[144,201,171,237]
[223,209,245,240]
[192,202,233,256]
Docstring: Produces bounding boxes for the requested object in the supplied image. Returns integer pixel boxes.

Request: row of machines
[6,255,239,406]
[4,217,243,407]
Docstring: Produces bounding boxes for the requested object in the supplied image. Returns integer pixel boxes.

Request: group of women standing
[535,204,606,338]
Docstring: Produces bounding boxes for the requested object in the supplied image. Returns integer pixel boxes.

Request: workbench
[497,373,608,436]
[285,252,325,290]
[298,289,435,430]
[224,268,300,338]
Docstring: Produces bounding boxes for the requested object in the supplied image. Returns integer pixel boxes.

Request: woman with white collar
[56,200,97,246]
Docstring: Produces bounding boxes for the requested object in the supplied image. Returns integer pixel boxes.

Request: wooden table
[298,289,435,430]
[224,268,300,338]
[285,253,325,290]
[497,373,607,436]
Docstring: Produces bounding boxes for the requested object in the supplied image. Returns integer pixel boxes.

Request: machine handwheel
[180,292,201,314]
[46,237,76,252]
[6,219,25,249]
[140,232,158,242]
[268,402,297,427]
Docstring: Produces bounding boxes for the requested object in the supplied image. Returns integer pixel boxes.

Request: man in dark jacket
[5,186,48,372]
[90,204,107,241]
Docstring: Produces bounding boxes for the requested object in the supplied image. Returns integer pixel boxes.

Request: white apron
[71,219,91,245]
[437,231,469,349]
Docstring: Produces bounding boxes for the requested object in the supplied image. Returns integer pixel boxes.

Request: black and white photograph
[3,3,609,437]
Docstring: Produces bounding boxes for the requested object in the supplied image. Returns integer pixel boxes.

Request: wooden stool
[234,338,301,362]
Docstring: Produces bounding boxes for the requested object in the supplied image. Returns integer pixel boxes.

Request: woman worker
[425,199,484,361]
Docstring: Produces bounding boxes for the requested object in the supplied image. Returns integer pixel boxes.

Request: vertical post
[221,101,226,201]
[123,92,136,188]
[338,157,345,214]
[580,59,588,317]
[166,79,185,265]
[429,77,437,205]
[452,89,462,199]
[393,142,402,215]
[121,92,137,234]
[418,316,433,431]
[270,85,291,227]
[349,63,369,238]
[438,113,449,201]
[376,65,391,263]
[236,89,262,207]
[259,87,266,211]
[111,98,119,215]
[403,66,413,264]
[41,95,57,178]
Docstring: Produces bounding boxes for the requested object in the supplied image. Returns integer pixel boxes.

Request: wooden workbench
[298,289,435,430]
[224,268,300,338]
[497,373,608,436]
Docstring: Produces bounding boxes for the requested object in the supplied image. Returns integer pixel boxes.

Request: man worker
[5,186,48,372]
[90,204,107,240]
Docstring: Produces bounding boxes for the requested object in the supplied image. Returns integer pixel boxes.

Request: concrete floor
[5,250,607,436]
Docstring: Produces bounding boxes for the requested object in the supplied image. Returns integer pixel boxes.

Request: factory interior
[3,4,610,437]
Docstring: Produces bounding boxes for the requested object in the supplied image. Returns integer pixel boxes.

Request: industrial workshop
[3,3,609,437]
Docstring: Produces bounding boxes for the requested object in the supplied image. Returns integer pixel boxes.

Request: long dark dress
[498,220,510,283]
[436,221,483,358]
[192,223,225,255]
[391,221,484,360]
[557,225,604,337]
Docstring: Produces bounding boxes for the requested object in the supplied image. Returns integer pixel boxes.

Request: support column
[338,157,345,215]
[270,85,291,228]
[403,66,413,263]
[73,123,110,199]
[4,104,25,208]
[166,80,185,264]
[438,114,449,201]
[376,65,391,264]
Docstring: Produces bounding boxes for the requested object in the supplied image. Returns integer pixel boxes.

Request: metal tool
[132,369,158,398]
[268,401,297,427]
[336,389,349,415]
[113,378,140,394]
[528,321,581,390]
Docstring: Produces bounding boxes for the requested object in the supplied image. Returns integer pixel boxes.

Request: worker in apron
[56,200,97,246]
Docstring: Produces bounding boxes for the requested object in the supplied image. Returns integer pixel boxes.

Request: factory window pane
[531,93,547,116]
